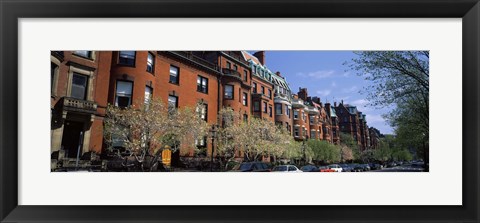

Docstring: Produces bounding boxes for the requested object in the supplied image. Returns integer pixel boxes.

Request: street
[371,164,425,172]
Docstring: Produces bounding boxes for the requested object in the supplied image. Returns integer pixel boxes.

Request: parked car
[231,162,271,172]
[339,163,353,172]
[386,161,397,168]
[300,165,319,172]
[272,165,303,172]
[368,163,382,170]
[360,164,371,171]
[327,164,343,172]
[318,166,335,172]
[351,164,364,172]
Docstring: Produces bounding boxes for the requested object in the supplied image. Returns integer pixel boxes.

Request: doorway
[61,120,84,158]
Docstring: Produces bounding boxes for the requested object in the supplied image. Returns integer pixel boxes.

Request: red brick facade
[51,51,379,163]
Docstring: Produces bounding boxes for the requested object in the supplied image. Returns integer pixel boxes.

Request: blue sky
[254,51,394,135]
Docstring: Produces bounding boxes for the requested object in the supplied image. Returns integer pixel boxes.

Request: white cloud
[342,86,358,93]
[343,72,351,77]
[316,89,331,97]
[331,81,337,87]
[297,70,335,79]
[352,99,368,107]
[364,114,385,124]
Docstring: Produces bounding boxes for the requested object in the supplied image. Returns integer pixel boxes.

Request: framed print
[1,0,479,222]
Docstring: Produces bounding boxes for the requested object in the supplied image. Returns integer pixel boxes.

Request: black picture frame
[1,0,479,222]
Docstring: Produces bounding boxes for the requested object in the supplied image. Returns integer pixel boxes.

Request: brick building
[243,51,275,122]
[334,102,363,148]
[51,50,380,164]
[50,51,112,158]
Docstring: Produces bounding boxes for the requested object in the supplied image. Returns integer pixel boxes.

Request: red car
[318,166,335,172]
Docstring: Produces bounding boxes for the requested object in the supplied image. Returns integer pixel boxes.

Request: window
[310,130,316,139]
[144,86,152,109]
[226,61,231,69]
[147,52,154,73]
[233,65,238,71]
[263,102,267,113]
[268,89,272,98]
[224,85,233,99]
[243,114,248,122]
[302,111,306,121]
[243,70,248,81]
[333,130,337,137]
[169,65,179,84]
[286,106,291,118]
[196,104,207,121]
[115,81,133,108]
[168,95,178,112]
[242,93,248,106]
[269,106,273,117]
[253,82,257,93]
[294,127,299,137]
[119,51,135,66]
[197,75,208,93]
[275,104,282,115]
[195,137,206,147]
[294,110,299,119]
[71,73,88,100]
[51,63,58,94]
[310,115,315,124]
[254,101,260,112]
[261,86,265,95]
[74,51,92,59]
[344,117,348,122]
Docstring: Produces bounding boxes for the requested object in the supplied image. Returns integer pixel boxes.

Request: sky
[253,51,395,135]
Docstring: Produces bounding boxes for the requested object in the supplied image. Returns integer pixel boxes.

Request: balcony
[222,68,242,77]
[167,51,219,72]
[62,97,97,114]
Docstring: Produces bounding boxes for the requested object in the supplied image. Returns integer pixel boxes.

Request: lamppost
[210,125,217,172]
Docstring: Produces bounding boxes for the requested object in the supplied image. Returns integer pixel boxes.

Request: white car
[327,164,343,172]
[272,165,303,172]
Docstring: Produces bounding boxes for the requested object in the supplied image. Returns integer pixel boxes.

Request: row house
[50,51,112,158]
[51,50,378,164]
[296,88,338,144]
[358,112,371,149]
[243,51,275,122]
[51,51,222,162]
[334,102,363,148]
[369,127,382,149]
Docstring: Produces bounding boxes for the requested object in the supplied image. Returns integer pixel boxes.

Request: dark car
[301,165,319,172]
[232,162,271,172]
[368,163,382,170]
[351,164,363,172]
[360,164,371,171]
[339,163,353,172]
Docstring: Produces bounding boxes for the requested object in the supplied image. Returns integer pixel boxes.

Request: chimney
[253,51,266,65]
[275,71,282,77]
[298,87,308,101]
[311,96,321,104]
[334,102,337,107]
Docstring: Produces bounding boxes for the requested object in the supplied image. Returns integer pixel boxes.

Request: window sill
[169,81,180,86]
[117,63,136,68]
[197,90,209,95]
[72,54,95,61]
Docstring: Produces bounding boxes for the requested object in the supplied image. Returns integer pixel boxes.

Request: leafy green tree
[347,51,429,167]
